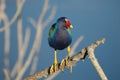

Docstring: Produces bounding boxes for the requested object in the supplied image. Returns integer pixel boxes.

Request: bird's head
[57,17,73,29]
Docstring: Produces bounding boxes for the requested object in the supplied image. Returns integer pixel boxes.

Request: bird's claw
[50,65,53,74]
[50,63,58,75]
[60,57,72,73]
[65,57,72,73]
[60,59,65,71]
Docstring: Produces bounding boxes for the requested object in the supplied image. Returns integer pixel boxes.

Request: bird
[48,17,73,74]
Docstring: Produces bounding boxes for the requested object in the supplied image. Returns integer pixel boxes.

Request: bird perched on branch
[48,17,73,74]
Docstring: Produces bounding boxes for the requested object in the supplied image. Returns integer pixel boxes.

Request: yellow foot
[60,57,72,73]
[67,46,72,73]
[60,59,65,71]
[65,57,72,73]
[50,62,58,74]
[50,50,59,74]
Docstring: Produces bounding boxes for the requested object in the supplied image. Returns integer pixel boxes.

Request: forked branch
[24,38,107,80]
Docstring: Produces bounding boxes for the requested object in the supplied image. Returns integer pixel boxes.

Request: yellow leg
[54,50,58,65]
[50,50,58,74]
[60,46,72,73]
[67,46,71,58]
[67,46,72,73]
[54,50,58,72]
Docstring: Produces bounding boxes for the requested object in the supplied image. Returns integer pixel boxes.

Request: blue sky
[0,0,120,80]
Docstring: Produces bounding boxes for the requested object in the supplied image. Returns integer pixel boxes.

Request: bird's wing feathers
[49,23,56,35]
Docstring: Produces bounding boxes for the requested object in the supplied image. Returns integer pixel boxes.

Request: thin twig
[30,5,56,74]
[0,0,10,74]
[17,17,23,73]
[0,0,25,32]
[4,14,10,75]
[10,0,26,78]
[28,18,36,28]
[70,36,84,56]
[43,6,57,28]
[37,0,49,27]
[24,38,107,80]
[15,0,54,80]
[30,53,39,74]
[17,17,23,53]
[15,27,31,80]
[11,18,30,78]
[3,68,11,80]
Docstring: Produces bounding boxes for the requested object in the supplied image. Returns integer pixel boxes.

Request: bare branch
[87,39,108,80]
[14,27,31,80]
[2,0,56,80]
[4,15,10,74]
[45,71,60,80]
[17,17,23,53]
[0,0,25,32]
[30,0,56,74]
[3,68,11,80]
[0,0,10,73]
[17,17,23,74]
[37,0,49,27]
[30,53,39,74]
[11,18,31,79]
[70,36,84,56]
[43,6,57,28]
[11,27,31,78]
[24,38,107,80]
[28,18,36,28]
[15,0,50,79]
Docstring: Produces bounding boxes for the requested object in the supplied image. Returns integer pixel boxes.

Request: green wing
[49,23,56,36]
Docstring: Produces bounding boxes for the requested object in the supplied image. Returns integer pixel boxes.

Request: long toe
[60,59,65,71]
[50,63,58,75]
[53,62,58,72]
[50,65,54,75]
[65,58,72,73]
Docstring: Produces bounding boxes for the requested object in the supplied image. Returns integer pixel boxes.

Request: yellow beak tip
[70,25,73,28]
